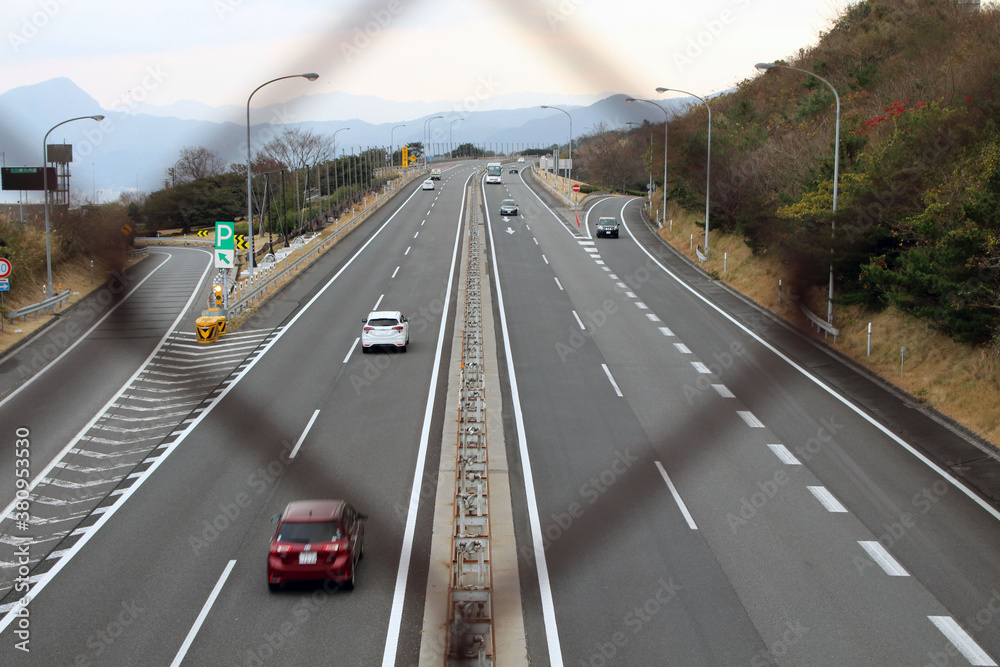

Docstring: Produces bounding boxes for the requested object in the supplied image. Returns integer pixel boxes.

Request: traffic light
[214,284,223,307]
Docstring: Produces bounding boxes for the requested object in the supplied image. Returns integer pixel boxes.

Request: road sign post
[215,222,235,269]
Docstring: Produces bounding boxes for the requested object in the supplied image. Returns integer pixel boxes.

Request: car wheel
[401,344,407,353]
[268,581,280,592]
[362,346,370,354]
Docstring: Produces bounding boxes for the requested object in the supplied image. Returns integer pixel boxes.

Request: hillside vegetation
[663,0,1000,346]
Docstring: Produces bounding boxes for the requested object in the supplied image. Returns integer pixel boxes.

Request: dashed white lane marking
[344,338,360,363]
[625,291,636,298]
[807,486,849,513]
[635,302,648,310]
[542,255,549,264]
[737,410,765,428]
[659,326,674,336]
[373,293,384,310]
[414,231,420,238]
[927,616,997,666]
[655,461,698,530]
[692,361,711,373]
[572,311,585,330]
[584,247,599,254]
[674,343,691,354]
[554,277,564,290]
[768,444,802,465]
[405,246,411,255]
[616,282,627,289]
[601,364,623,397]
[646,313,661,322]
[392,266,400,279]
[608,274,618,279]
[289,410,320,459]
[578,240,595,246]
[533,238,539,245]
[711,384,734,397]
[595,260,605,265]
[858,541,909,576]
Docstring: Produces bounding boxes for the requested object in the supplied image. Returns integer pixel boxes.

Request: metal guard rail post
[7,290,72,322]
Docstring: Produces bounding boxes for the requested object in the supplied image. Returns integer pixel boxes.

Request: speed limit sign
[0,258,11,279]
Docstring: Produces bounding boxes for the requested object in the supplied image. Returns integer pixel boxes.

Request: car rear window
[368,318,399,327]
[277,521,342,544]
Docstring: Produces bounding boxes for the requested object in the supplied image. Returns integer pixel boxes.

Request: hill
[660,0,1000,347]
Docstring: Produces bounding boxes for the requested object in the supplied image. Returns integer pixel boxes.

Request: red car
[267,499,365,591]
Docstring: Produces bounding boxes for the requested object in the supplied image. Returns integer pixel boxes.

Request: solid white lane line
[392,266,400,279]
[767,444,802,465]
[674,343,691,354]
[554,277,564,291]
[170,560,236,667]
[712,384,734,397]
[383,172,472,666]
[405,246,411,255]
[572,311,585,330]
[737,410,765,428]
[343,338,360,363]
[858,541,909,576]
[601,364,623,397]
[481,173,564,666]
[928,616,997,666]
[289,410,320,459]
[659,326,674,336]
[373,293,384,310]
[619,200,1000,524]
[807,486,848,513]
[542,255,549,264]
[655,461,698,530]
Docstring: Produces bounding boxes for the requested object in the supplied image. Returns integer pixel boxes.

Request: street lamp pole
[449,118,463,159]
[541,105,572,198]
[246,73,319,284]
[626,98,669,226]
[43,114,104,304]
[423,116,443,168]
[657,87,711,253]
[756,62,840,324]
[390,124,405,168]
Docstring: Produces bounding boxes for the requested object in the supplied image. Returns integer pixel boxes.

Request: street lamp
[246,73,319,282]
[756,62,840,324]
[541,105,573,198]
[390,124,405,168]
[625,97,669,226]
[449,118,463,159]
[43,114,104,305]
[423,116,443,167]
[657,87,712,253]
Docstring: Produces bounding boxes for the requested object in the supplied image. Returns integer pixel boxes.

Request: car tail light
[323,543,340,552]
[270,544,292,555]
[392,325,403,331]
[364,326,373,332]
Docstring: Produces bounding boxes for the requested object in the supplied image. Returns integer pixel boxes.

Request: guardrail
[6,289,72,322]
[128,246,148,257]
[801,304,841,341]
[135,236,213,245]
[225,170,425,319]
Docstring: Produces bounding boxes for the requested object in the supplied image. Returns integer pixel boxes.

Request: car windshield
[502,200,515,206]
[600,218,616,225]
[277,520,342,544]
[368,318,399,327]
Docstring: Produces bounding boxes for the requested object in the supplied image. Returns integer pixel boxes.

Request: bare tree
[258,128,334,227]
[173,146,225,184]
[575,122,646,192]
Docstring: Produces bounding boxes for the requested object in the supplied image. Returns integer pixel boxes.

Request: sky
[2,0,856,111]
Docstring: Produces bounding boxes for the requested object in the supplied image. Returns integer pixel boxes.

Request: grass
[656,197,1000,449]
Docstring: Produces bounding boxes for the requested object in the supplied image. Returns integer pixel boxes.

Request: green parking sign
[215,221,235,268]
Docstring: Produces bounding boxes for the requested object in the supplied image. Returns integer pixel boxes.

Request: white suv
[362,311,410,352]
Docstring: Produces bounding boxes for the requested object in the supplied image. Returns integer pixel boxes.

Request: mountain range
[0,78,691,202]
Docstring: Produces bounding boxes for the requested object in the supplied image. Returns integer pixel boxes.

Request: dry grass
[657,200,1000,449]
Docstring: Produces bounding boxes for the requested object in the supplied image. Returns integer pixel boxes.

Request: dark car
[268,499,365,591]
[596,216,620,238]
[509,167,518,174]
[499,199,518,216]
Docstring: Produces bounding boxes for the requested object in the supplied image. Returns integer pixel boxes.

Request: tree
[173,146,225,184]
[258,128,334,228]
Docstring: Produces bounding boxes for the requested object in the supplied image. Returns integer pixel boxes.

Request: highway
[0,164,475,665]
[483,164,1000,665]
[0,158,998,666]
